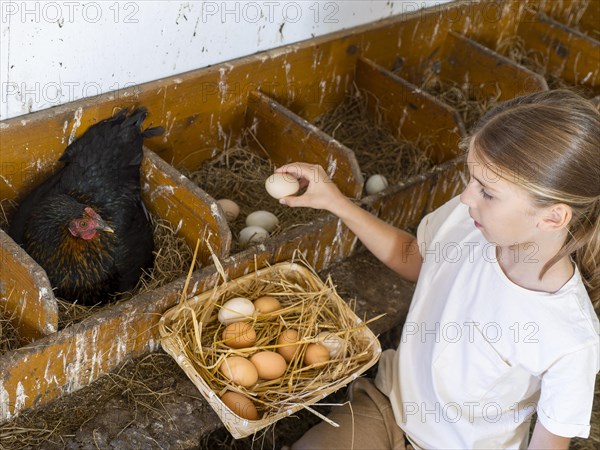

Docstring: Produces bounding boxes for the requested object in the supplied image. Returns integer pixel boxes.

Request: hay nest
[496,35,597,99]
[0,199,16,231]
[160,253,381,437]
[180,143,324,253]
[419,70,501,131]
[1,195,195,329]
[57,213,195,329]
[0,308,21,356]
[313,87,436,186]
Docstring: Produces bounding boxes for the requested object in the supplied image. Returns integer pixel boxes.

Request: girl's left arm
[528,422,570,449]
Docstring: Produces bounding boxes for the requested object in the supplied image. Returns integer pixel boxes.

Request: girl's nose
[459,180,477,207]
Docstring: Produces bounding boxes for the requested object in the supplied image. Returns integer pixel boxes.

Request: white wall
[0,1,450,120]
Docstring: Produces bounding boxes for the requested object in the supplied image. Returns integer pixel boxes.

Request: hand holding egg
[274,163,346,214]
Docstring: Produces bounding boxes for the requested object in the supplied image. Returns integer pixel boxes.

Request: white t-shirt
[375,196,599,449]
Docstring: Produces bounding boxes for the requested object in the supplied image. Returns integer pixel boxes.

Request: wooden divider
[517,8,600,94]
[537,0,600,39]
[141,149,231,265]
[0,230,58,342]
[439,31,548,100]
[355,56,466,165]
[361,176,432,230]
[572,0,599,38]
[245,91,364,199]
[425,157,468,214]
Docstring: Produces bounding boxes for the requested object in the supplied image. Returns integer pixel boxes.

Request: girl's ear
[538,204,572,232]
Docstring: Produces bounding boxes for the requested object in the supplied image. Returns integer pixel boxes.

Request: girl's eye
[479,188,493,200]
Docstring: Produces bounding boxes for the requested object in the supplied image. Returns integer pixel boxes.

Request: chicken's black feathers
[9,107,161,305]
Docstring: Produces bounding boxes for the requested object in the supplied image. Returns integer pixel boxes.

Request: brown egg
[277,329,301,362]
[219,356,258,387]
[250,351,287,380]
[253,296,281,314]
[221,391,259,420]
[304,343,330,366]
[222,322,257,349]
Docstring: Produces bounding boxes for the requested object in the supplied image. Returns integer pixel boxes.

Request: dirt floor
[0,247,598,450]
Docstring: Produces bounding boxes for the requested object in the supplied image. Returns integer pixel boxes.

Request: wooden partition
[537,0,600,39]
[516,8,600,94]
[141,149,231,266]
[355,56,465,165]
[0,230,58,342]
[438,31,548,100]
[245,91,364,199]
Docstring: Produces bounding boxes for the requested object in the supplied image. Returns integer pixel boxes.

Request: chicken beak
[96,218,114,233]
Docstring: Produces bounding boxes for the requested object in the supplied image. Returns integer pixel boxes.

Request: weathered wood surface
[537,0,600,39]
[425,157,468,215]
[361,175,433,230]
[0,0,509,204]
[517,7,600,94]
[355,56,466,165]
[245,91,364,199]
[0,230,57,342]
[440,31,549,100]
[141,149,231,266]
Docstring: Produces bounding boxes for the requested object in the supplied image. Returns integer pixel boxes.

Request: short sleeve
[416,196,462,257]
[536,344,599,438]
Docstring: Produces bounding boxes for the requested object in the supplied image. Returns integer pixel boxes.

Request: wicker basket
[159,261,381,439]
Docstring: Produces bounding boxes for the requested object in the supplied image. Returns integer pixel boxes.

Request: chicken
[8,107,163,305]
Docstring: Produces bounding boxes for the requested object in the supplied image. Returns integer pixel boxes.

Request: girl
[277,90,599,449]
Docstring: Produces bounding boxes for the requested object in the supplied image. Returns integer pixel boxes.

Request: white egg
[239,226,269,246]
[365,174,389,195]
[217,199,240,222]
[265,173,300,199]
[218,297,256,325]
[316,331,345,358]
[246,211,279,232]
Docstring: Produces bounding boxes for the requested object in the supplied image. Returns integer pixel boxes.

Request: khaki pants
[291,378,410,450]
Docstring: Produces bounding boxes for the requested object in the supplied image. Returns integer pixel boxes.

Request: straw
[496,35,597,99]
[313,86,436,184]
[179,140,323,253]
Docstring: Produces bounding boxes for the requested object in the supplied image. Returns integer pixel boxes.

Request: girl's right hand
[275,162,348,214]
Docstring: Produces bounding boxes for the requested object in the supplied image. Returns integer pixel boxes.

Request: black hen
[9,108,163,305]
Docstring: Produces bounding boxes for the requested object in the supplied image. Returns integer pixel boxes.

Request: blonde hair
[463,89,600,306]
